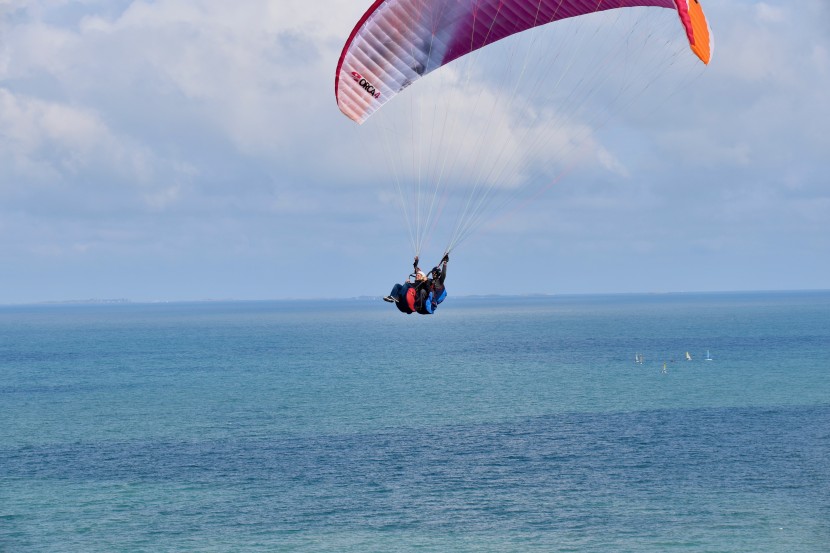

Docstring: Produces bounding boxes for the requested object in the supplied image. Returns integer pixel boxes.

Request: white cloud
[0,86,201,218]
[2,0,366,172]
[0,89,109,185]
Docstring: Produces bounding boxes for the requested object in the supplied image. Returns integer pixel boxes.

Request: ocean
[1,292,829,552]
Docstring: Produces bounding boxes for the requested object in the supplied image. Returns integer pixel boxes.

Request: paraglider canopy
[336,0,712,125]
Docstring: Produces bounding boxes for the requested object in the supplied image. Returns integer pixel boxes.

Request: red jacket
[406,286,417,312]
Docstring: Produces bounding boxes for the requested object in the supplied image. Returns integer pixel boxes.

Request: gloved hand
[442,253,449,264]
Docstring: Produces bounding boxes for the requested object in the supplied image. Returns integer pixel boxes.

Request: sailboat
[706,350,713,361]
[685,351,692,361]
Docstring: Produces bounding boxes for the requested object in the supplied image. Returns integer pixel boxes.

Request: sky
[0,0,828,303]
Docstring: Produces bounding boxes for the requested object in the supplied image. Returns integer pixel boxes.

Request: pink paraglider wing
[335,0,711,124]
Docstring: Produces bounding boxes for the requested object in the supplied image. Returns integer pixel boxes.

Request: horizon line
[2,288,829,307]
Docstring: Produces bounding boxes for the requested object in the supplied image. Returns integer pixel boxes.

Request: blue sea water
[1,291,829,552]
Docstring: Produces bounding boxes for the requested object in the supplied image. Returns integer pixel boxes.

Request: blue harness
[423,289,447,314]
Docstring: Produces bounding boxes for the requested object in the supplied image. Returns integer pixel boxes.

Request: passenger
[384,256,423,314]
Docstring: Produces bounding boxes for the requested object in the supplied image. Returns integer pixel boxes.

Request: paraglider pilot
[384,254,448,314]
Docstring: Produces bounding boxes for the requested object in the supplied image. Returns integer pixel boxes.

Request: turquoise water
[2,292,829,551]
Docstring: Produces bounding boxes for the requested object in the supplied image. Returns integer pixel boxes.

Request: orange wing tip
[687,0,713,65]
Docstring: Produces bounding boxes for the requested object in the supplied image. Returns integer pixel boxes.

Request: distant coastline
[2,289,829,308]
[37,298,132,305]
